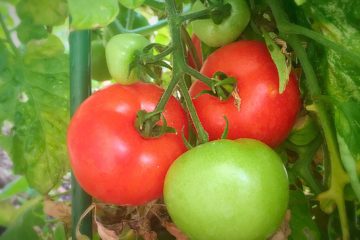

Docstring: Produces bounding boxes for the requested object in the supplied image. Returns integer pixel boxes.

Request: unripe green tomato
[164,139,289,240]
[105,33,149,84]
[91,40,111,81]
[191,0,250,47]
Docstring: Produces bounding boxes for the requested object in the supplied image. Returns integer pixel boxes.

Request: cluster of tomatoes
[67,0,302,239]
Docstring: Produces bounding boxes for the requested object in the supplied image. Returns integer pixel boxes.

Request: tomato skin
[189,40,301,147]
[164,139,289,240]
[67,83,188,205]
[191,0,250,47]
[105,33,149,84]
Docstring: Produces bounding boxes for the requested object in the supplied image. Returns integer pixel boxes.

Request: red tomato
[187,34,203,69]
[67,83,188,205]
[189,40,301,147]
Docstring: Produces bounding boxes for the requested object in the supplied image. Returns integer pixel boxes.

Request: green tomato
[164,139,289,240]
[191,0,250,47]
[91,40,111,81]
[105,33,149,84]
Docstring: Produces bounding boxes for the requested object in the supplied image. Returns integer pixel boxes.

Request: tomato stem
[0,13,19,56]
[178,79,209,143]
[265,0,350,238]
[111,19,168,36]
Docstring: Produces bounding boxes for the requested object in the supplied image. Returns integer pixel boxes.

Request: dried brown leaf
[270,210,291,240]
[95,218,120,240]
[162,221,188,240]
[43,199,71,224]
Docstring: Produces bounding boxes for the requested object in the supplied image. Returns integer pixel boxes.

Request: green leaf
[53,222,67,240]
[16,20,48,44]
[24,34,64,63]
[16,0,68,26]
[0,176,29,201]
[263,30,291,94]
[0,35,69,194]
[305,0,360,182]
[69,0,119,30]
[289,190,321,240]
[0,201,17,227]
[0,196,44,240]
[118,0,145,9]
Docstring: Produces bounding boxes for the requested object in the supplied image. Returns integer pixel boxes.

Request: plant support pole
[69,30,93,239]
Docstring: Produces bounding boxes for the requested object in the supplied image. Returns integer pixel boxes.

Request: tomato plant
[1,0,360,239]
[164,139,289,240]
[105,33,150,84]
[67,83,188,205]
[190,40,301,147]
[191,0,250,47]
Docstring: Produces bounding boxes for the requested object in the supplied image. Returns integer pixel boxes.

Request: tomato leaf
[68,0,119,30]
[304,0,360,199]
[288,190,321,240]
[0,35,69,194]
[16,20,48,44]
[262,30,291,94]
[118,0,145,9]
[0,197,44,240]
[0,176,29,201]
[16,0,68,26]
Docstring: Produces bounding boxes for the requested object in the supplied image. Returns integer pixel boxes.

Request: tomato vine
[1,0,360,239]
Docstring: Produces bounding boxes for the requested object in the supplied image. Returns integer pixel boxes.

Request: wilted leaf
[263,31,291,94]
[16,0,68,26]
[270,210,291,240]
[68,0,119,30]
[162,221,188,240]
[304,0,360,200]
[94,219,119,240]
[44,199,71,224]
[0,34,69,194]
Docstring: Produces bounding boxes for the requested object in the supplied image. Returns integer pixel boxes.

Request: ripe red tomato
[187,34,203,69]
[67,83,188,206]
[189,40,301,147]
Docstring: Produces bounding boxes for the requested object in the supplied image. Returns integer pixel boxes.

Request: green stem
[178,79,209,143]
[184,65,213,87]
[144,46,173,64]
[181,26,201,70]
[280,23,360,68]
[125,8,135,30]
[0,14,19,56]
[162,0,209,143]
[287,34,350,240]
[154,72,182,112]
[180,9,211,22]
[111,19,168,35]
[265,0,350,238]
